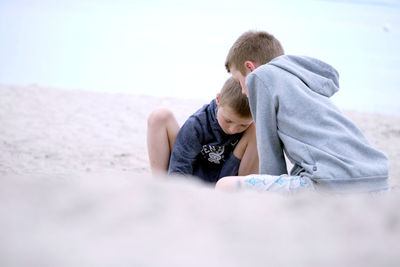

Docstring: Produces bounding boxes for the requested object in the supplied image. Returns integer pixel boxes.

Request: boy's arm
[168,119,203,176]
[247,73,288,175]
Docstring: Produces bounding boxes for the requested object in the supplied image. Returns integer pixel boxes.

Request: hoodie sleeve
[246,73,288,175]
[168,117,203,176]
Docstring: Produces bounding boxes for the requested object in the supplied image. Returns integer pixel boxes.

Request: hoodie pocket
[278,130,316,168]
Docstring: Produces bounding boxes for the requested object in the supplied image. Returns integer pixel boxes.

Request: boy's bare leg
[232,122,259,176]
[215,176,244,192]
[147,108,180,175]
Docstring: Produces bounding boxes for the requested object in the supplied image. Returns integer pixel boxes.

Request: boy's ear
[216,93,220,105]
[244,61,258,72]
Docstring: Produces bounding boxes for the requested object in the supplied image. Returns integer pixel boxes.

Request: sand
[1,85,399,266]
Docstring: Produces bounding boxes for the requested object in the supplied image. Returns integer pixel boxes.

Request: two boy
[147,77,258,183]
[148,30,389,194]
[216,30,389,193]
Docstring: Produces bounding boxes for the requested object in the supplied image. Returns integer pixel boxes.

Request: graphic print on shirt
[201,145,225,164]
[230,139,239,147]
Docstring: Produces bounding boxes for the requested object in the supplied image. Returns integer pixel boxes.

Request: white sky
[1,0,399,114]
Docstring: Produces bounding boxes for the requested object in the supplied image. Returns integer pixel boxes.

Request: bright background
[1,0,399,115]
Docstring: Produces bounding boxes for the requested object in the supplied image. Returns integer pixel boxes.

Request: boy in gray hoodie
[216,30,389,194]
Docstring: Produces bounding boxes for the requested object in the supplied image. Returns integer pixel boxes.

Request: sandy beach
[1,85,400,266]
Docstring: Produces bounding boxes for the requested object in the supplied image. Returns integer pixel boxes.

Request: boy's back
[247,55,389,192]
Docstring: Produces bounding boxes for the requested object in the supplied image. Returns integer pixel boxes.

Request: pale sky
[1,0,399,114]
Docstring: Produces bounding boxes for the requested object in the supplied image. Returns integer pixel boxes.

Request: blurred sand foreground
[1,85,399,266]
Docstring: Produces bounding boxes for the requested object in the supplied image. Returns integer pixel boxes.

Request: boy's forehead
[230,68,242,81]
[231,74,240,83]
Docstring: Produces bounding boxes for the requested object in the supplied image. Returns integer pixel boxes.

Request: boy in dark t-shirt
[147,78,258,183]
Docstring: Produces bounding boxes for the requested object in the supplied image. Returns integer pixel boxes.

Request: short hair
[218,77,251,118]
[225,30,284,75]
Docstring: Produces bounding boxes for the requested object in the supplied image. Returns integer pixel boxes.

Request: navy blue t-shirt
[168,99,243,183]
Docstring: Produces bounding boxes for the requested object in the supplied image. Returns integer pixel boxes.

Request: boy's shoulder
[249,55,311,86]
[187,99,216,121]
[247,62,280,89]
[181,99,217,131]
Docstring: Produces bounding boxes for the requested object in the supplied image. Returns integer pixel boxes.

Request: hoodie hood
[268,55,340,97]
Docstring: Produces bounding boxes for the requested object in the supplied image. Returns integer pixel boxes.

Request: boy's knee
[243,122,256,139]
[233,123,257,159]
[215,176,240,192]
[239,123,256,144]
[147,108,174,127]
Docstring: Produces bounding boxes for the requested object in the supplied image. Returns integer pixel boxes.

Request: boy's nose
[228,126,238,134]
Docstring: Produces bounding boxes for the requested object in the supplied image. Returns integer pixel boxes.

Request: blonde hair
[218,77,251,118]
[225,30,284,75]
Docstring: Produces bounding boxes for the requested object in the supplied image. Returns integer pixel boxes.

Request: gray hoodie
[246,55,389,193]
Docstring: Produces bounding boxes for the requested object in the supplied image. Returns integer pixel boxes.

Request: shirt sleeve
[168,118,203,176]
[246,73,288,175]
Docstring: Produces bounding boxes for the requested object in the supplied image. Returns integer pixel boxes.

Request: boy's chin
[223,130,243,135]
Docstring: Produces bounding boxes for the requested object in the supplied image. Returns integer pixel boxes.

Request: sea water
[0,0,399,115]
